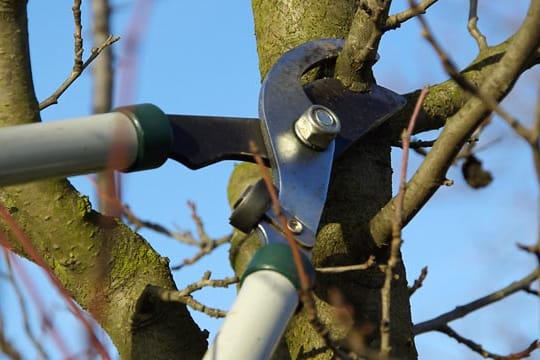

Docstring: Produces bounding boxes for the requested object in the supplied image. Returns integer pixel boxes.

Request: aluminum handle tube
[203,270,298,360]
[0,112,139,186]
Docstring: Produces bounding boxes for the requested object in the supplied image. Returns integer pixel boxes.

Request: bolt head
[294,105,340,150]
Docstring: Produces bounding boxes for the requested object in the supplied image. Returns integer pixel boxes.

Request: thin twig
[0,313,22,360]
[171,236,231,271]
[413,268,540,335]
[467,0,488,50]
[0,203,110,359]
[385,0,438,30]
[409,0,535,145]
[0,246,70,358]
[523,287,539,297]
[122,205,196,245]
[380,86,429,358]
[188,201,212,246]
[39,35,120,110]
[72,0,83,72]
[316,256,375,273]
[408,266,428,296]
[149,272,239,318]
[2,251,48,359]
[88,175,230,265]
[437,325,539,360]
[392,138,437,149]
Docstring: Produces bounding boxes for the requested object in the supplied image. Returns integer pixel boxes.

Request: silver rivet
[287,218,303,235]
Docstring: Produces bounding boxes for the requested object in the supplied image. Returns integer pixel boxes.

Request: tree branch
[144,272,239,318]
[408,266,428,296]
[315,256,375,273]
[437,325,538,360]
[467,0,488,50]
[335,1,392,91]
[413,268,540,335]
[39,34,119,110]
[370,0,540,246]
[385,0,438,30]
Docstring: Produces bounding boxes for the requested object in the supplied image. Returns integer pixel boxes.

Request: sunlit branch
[413,268,540,335]
[315,256,375,273]
[437,325,538,360]
[385,0,438,30]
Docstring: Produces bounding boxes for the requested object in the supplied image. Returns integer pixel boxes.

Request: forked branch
[39,0,119,110]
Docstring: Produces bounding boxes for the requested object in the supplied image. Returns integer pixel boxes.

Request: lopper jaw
[166,39,406,253]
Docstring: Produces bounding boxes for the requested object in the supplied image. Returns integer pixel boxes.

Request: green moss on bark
[0,4,207,359]
[229,2,418,358]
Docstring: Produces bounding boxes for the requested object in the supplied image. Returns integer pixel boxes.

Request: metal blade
[167,79,405,170]
[168,114,268,169]
[304,78,406,156]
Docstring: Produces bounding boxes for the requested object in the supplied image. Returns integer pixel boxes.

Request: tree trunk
[227,1,417,358]
[0,3,207,359]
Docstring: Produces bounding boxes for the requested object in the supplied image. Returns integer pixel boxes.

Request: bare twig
[0,313,22,360]
[437,325,539,360]
[1,246,70,358]
[393,138,437,149]
[187,201,211,246]
[149,272,239,318]
[88,176,230,266]
[380,86,429,358]
[385,0,438,30]
[523,287,539,297]
[408,266,428,296]
[413,268,540,335]
[517,242,540,260]
[316,256,375,273]
[370,0,540,247]
[72,0,83,72]
[171,236,230,271]
[467,0,488,50]
[2,251,48,359]
[122,205,195,245]
[409,0,535,145]
[335,1,392,91]
[0,203,110,359]
[39,35,120,110]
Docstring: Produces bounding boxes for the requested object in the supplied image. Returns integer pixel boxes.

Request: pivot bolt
[294,105,341,150]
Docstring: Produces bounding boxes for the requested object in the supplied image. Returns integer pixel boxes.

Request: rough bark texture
[227,1,416,358]
[0,3,207,359]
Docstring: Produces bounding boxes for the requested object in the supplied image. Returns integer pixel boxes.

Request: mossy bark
[0,3,207,359]
[227,1,417,358]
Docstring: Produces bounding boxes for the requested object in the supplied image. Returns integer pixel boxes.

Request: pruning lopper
[0,39,405,359]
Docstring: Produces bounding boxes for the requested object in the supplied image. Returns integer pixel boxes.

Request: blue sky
[1,1,538,359]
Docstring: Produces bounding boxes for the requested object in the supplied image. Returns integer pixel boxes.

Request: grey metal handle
[0,104,171,186]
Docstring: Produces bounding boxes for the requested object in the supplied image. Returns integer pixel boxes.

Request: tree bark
[228,1,416,358]
[0,3,207,359]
